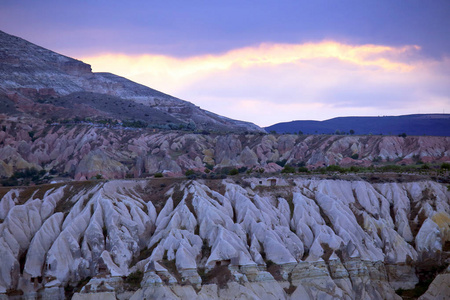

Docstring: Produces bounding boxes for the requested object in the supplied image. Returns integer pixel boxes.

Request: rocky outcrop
[418,265,450,300]
[0,121,449,180]
[0,177,448,299]
[0,30,263,133]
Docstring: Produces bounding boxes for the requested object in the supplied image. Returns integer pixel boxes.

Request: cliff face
[0,120,449,180]
[0,30,262,133]
[0,177,448,299]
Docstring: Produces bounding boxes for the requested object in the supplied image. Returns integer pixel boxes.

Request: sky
[1,0,450,127]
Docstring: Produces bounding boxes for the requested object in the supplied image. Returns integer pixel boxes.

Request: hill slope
[1,120,449,180]
[0,30,262,133]
[266,114,450,136]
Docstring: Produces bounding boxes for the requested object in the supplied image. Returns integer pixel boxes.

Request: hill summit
[0,30,263,133]
[266,114,450,136]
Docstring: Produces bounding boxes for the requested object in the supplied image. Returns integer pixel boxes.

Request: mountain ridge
[265,114,450,136]
[0,30,263,133]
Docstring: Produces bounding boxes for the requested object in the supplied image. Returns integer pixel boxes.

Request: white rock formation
[0,177,448,299]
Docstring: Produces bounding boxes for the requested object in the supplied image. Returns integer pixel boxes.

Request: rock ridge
[0,177,448,299]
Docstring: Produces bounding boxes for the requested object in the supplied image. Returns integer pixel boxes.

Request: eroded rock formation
[0,120,449,180]
[0,177,448,299]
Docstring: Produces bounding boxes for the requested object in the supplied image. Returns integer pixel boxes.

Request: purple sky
[1,0,450,126]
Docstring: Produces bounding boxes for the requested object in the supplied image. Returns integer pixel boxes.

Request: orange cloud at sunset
[80,41,449,127]
[83,41,417,76]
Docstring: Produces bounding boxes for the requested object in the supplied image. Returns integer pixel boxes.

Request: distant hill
[265,114,450,136]
[0,30,263,133]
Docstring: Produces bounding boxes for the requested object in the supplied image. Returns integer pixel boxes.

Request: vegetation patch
[124,270,143,290]
[160,259,182,283]
[199,265,233,289]
[1,167,50,186]
[396,262,449,299]
[266,260,283,281]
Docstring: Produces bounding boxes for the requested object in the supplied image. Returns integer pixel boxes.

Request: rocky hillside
[0,119,449,181]
[0,30,262,133]
[0,176,448,299]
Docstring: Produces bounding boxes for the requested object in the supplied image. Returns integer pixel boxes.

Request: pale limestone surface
[418,266,450,300]
[0,178,448,299]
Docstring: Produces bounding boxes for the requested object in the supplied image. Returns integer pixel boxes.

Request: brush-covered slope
[0,177,449,299]
[0,30,262,133]
[266,114,450,137]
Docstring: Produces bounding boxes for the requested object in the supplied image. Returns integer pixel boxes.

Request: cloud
[80,41,450,126]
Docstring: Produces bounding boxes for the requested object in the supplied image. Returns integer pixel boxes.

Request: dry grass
[199,265,232,289]
[137,178,184,213]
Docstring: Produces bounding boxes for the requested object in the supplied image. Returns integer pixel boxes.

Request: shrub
[298,167,309,173]
[1,176,18,186]
[185,169,195,176]
[351,153,359,160]
[281,165,296,173]
[229,168,239,175]
[350,166,361,173]
[297,161,306,167]
[125,270,143,290]
[441,162,450,170]
[420,164,430,170]
[154,172,163,178]
[326,165,344,173]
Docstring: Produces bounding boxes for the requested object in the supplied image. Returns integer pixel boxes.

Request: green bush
[125,270,143,290]
[281,165,296,173]
[350,166,361,173]
[185,169,195,176]
[229,168,239,175]
[326,165,344,173]
[298,167,309,173]
[154,172,163,178]
[351,153,359,160]
[441,162,450,170]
